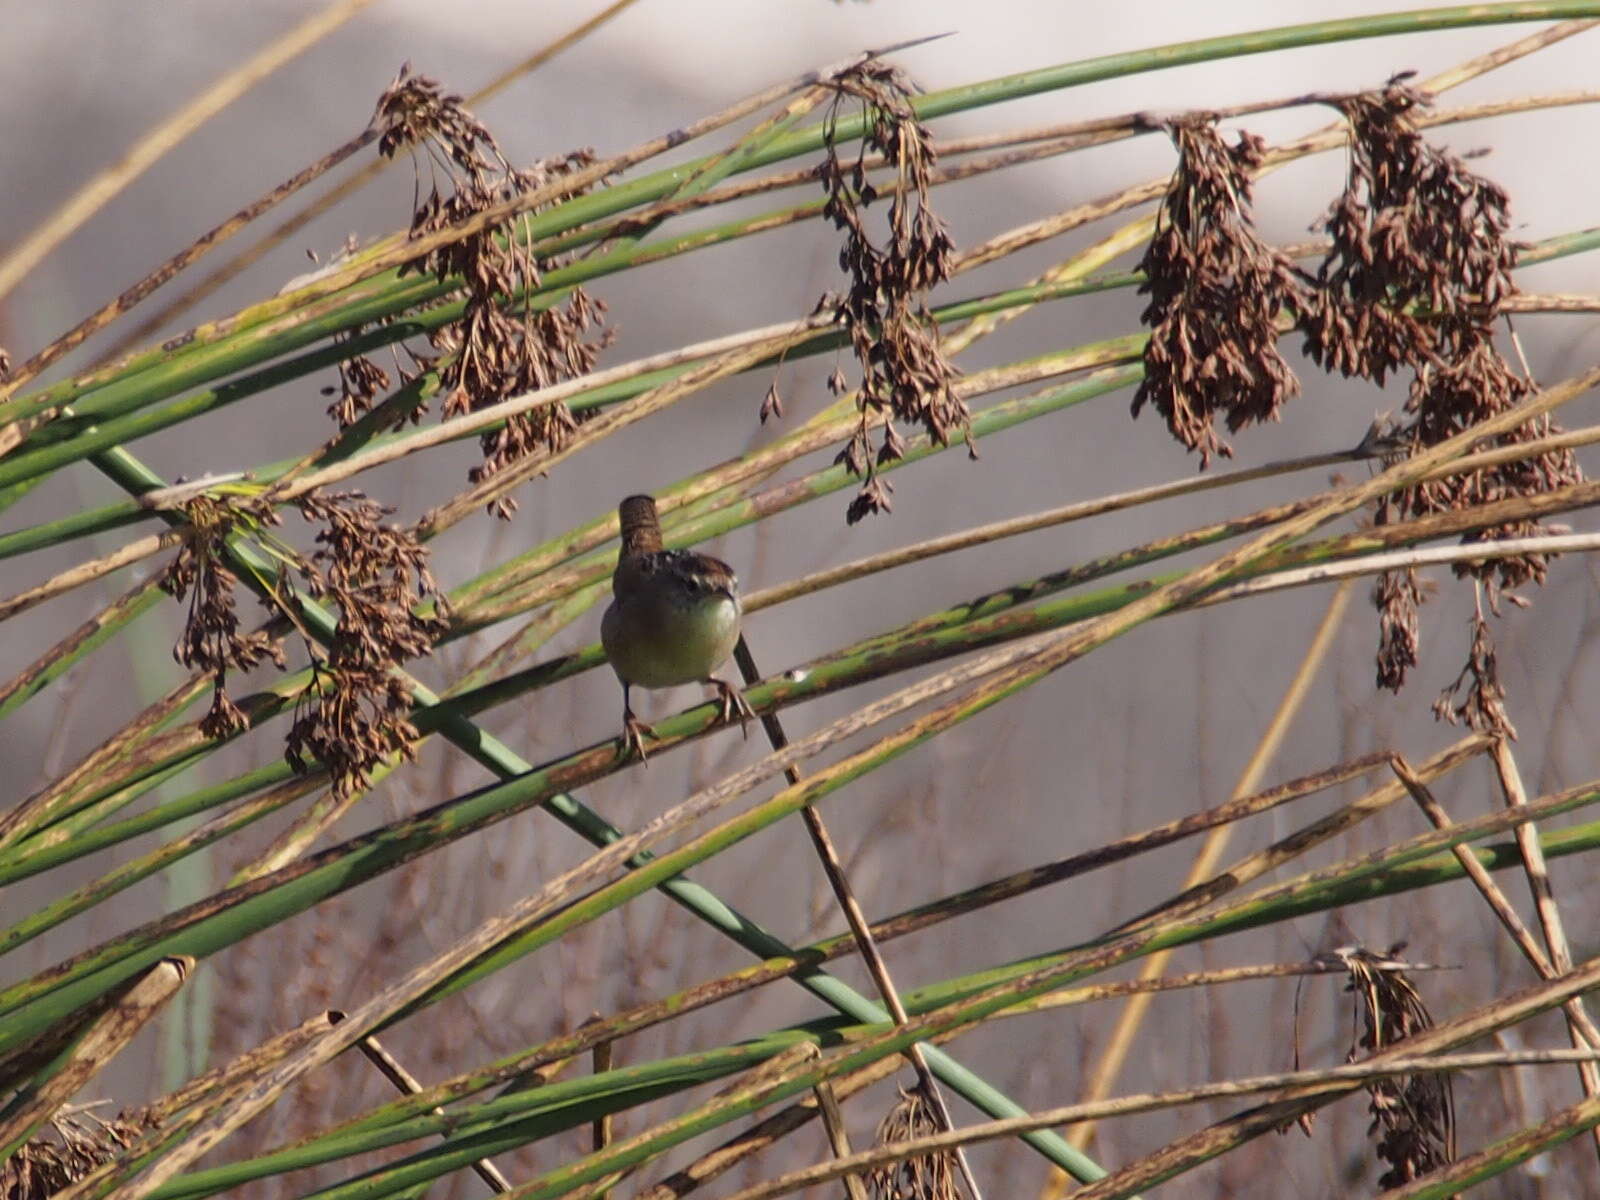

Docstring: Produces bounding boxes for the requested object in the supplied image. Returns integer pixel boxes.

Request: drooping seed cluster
[1139,77,1580,721]
[370,66,612,519]
[1311,81,1578,716]
[1133,117,1304,466]
[323,349,392,430]
[867,1084,959,1200]
[817,59,968,524]
[162,494,288,739]
[163,487,447,797]
[1339,945,1453,1188]
[1306,80,1578,588]
[1430,610,1514,738]
[164,67,627,796]
[285,490,450,796]
[0,1106,155,1200]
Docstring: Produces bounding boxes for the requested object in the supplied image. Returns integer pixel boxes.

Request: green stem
[8,2,1595,429]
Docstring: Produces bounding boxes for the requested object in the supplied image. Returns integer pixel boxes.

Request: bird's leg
[706,676,754,738]
[620,683,657,762]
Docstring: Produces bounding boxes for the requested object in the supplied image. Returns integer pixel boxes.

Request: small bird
[601,494,754,760]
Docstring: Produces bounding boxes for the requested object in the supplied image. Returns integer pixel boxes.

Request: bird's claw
[622,712,658,763]
[710,677,755,739]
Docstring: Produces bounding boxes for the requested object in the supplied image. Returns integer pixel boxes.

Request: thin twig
[715,1049,1600,1200]
[1389,755,1600,1064]
[812,1077,871,1200]
[626,1043,837,1200]
[1196,534,1600,607]
[1063,582,1353,1157]
[1487,739,1600,1164]
[628,956,1411,1200]
[349,1023,512,1193]
[744,449,1367,615]
[0,529,186,624]
[0,127,377,405]
[1114,739,1489,938]
[0,0,377,308]
[0,574,172,720]
[1425,16,1600,92]
[0,664,220,852]
[732,636,982,1200]
[408,333,820,539]
[0,957,189,1146]
[97,0,649,362]
[588,1015,614,1200]
[0,770,327,957]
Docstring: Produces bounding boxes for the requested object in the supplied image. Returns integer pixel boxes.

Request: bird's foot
[622,711,658,763]
[708,677,755,738]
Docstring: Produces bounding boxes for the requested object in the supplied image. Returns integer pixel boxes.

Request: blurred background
[4,2,1600,1195]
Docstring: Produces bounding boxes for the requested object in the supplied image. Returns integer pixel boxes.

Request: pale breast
[602,588,740,688]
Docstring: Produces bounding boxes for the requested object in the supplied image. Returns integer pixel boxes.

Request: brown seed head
[817,57,966,523]
[369,65,611,520]
[163,493,287,738]
[1334,943,1454,1187]
[283,489,449,798]
[1133,117,1305,466]
[1433,611,1515,737]
[1290,76,1581,692]
[1,1106,157,1200]
[868,1085,959,1200]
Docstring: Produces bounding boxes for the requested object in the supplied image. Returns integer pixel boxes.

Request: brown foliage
[1133,117,1305,466]
[161,495,287,739]
[285,491,450,797]
[818,59,966,523]
[1340,945,1454,1188]
[373,66,612,518]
